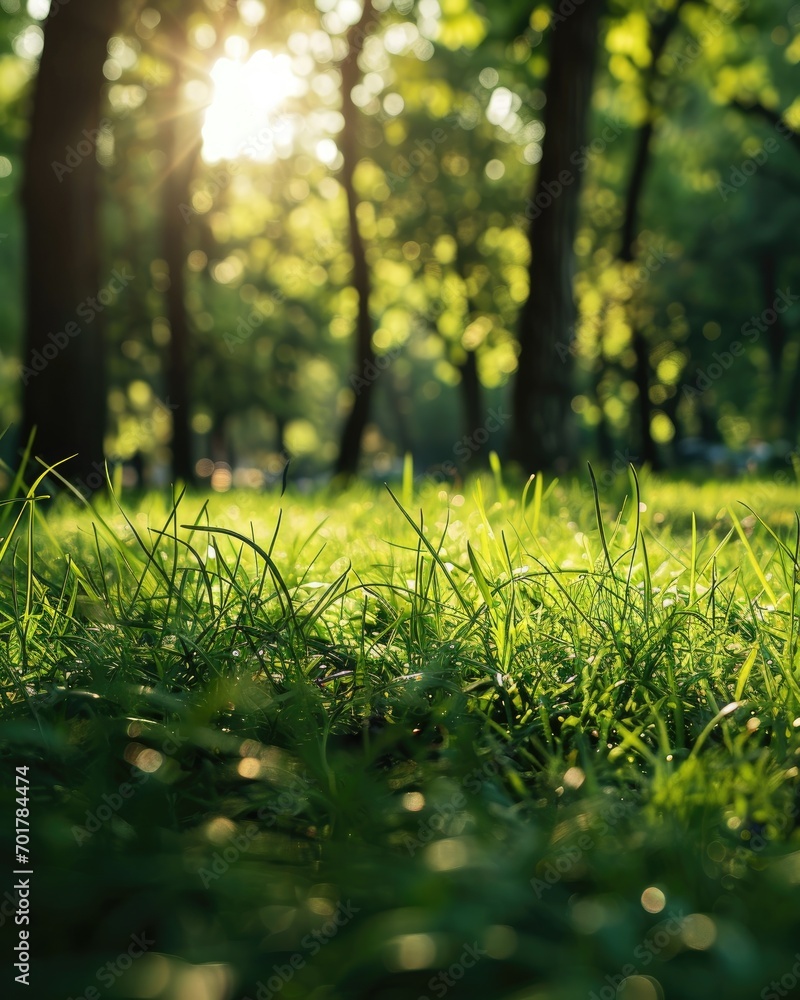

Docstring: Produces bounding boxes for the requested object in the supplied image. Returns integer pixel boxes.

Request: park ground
[2,467,800,1000]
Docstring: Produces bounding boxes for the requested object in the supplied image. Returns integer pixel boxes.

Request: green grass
[2,467,800,1000]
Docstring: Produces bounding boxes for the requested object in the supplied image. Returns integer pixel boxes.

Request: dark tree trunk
[159,30,203,484]
[759,252,785,379]
[784,370,800,440]
[619,120,654,259]
[20,0,121,484]
[617,2,687,470]
[783,323,800,438]
[452,254,484,464]
[335,4,378,478]
[730,103,799,436]
[631,328,657,466]
[157,8,237,482]
[592,362,614,463]
[386,370,413,456]
[508,0,604,473]
[459,347,484,464]
[620,120,659,469]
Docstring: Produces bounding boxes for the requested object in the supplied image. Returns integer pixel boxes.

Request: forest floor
[2,470,800,1000]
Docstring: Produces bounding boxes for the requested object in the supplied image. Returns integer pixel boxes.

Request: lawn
[2,467,800,1000]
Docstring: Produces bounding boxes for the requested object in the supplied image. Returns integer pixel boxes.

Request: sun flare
[202,49,301,163]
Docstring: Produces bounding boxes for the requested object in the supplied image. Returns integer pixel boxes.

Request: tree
[20,0,121,483]
[155,5,237,484]
[617,0,688,470]
[508,0,605,473]
[157,17,201,485]
[335,2,380,478]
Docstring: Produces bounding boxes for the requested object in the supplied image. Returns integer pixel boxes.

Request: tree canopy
[0,0,797,488]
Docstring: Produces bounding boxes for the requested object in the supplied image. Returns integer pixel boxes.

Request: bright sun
[202,48,301,163]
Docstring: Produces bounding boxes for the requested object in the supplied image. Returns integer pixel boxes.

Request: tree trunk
[631,328,657,466]
[620,120,659,469]
[385,370,413,456]
[335,4,378,478]
[508,0,604,473]
[759,252,785,379]
[452,254,484,464]
[617,3,687,470]
[159,31,203,484]
[459,347,484,465]
[20,0,121,485]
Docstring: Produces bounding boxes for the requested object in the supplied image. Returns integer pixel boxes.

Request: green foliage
[1,0,798,476]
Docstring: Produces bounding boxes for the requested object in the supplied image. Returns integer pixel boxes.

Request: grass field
[2,466,800,1000]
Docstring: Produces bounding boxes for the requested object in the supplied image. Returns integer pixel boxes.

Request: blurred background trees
[19,0,121,481]
[0,0,798,489]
